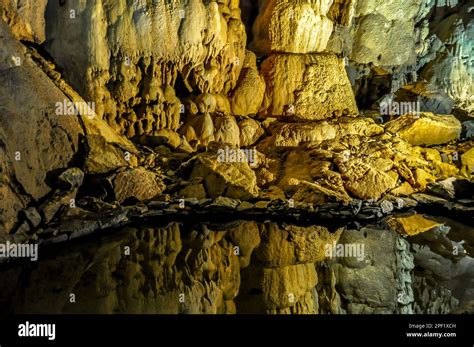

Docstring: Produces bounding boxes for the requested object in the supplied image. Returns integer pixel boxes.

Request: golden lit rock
[190,151,259,199]
[239,118,265,147]
[251,0,334,54]
[387,214,442,236]
[259,54,358,120]
[461,148,474,178]
[385,113,461,146]
[231,63,266,116]
[113,168,165,203]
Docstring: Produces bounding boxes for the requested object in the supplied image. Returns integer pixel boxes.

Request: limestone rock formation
[251,0,334,54]
[319,228,403,314]
[190,150,259,199]
[113,168,165,203]
[1,218,471,314]
[1,0,48,43]
[261,117,383,149]
[385,113,462,146]
[230,51,266,116]
[334,0,473,115]
[259,54,358,120]
[341,156,399,200]
[43,0,247,135]
[238,118,265,146]
[180,113,241,148]
[83,135,130,174]
[350,0,423,67]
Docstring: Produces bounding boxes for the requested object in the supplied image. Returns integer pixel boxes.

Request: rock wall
[0,19,83,233]
[0,17,135,234]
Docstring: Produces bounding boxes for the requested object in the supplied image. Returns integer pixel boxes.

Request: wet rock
[39,190,78,224]
[227,221,261,268]
[380,200,394,214]
[396,237,415,313]
[411,193,449,205]
[236,201,254,212]
[427,178,460,200]
[208,196,240,209]
[292,181,352,205]
[254,201,270,209]
[261,263,318,310]
[318,228,401,314]
[255,224,341,267]
[413,276,459,314]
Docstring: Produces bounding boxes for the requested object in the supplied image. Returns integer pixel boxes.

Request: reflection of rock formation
[0,218,472,314]
[0,221,338,314]
[318,227,413,314]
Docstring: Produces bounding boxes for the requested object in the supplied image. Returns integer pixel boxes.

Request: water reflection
[0,218,472,314]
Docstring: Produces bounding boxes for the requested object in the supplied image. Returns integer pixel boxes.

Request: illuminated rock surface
[385,113,462,146]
